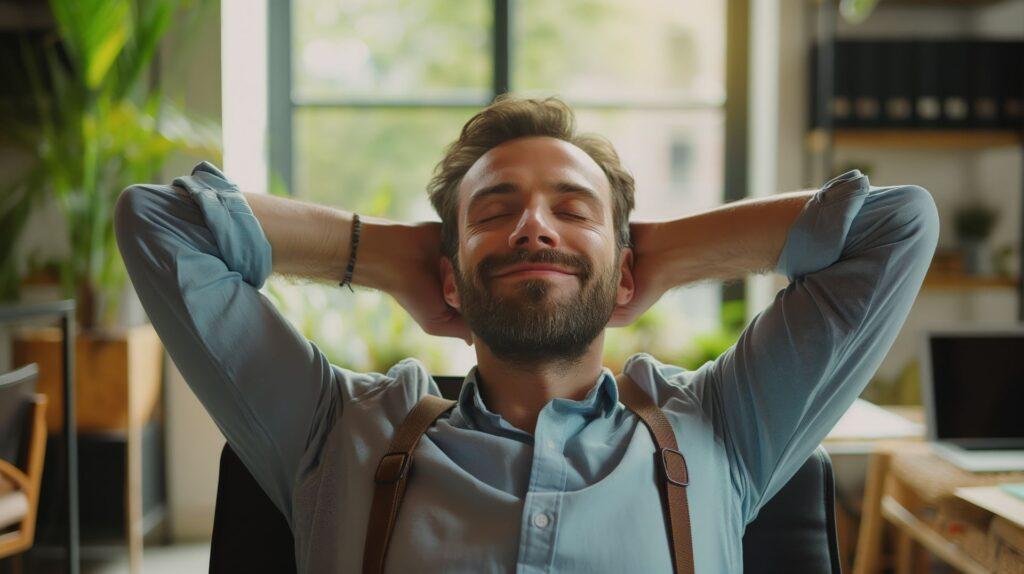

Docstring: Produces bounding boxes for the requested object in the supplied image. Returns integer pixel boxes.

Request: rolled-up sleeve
[704,169,940,524]
[114,161,353,528]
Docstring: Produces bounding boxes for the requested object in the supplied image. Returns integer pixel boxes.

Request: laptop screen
[928,333,1024,444]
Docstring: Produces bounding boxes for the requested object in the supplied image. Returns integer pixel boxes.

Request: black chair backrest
[742,446,842,573]
[209,375,842,573]
[0,363,39,470]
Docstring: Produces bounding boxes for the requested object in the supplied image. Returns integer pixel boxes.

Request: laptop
[920,324,1024,472]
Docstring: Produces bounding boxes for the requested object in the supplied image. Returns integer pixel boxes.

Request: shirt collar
[455,365,620,435]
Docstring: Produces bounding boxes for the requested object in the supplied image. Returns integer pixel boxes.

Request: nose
[508,206,560,250]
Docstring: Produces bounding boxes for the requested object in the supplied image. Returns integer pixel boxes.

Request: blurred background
[0,0,1021,572]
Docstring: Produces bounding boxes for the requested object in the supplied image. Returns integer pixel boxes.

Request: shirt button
[533,512,551,528]
[546,439,557,450]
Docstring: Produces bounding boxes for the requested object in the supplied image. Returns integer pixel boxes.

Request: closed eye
[479,214,509,223]
[479,212,587,223]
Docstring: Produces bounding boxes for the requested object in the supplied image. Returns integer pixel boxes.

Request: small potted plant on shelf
[953,201,999,276]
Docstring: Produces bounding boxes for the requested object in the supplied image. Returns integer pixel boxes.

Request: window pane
[293,0,491,102]
[576,108,726,363]
[293,107,479,218]
[575,108,724,217]
[515,0,725,104]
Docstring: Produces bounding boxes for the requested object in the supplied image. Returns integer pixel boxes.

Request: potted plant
[953,201,999,275]
[2,0,218,435]
[1,0,219,329]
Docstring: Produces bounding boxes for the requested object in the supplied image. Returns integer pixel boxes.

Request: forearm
[241,191,404,291]
[640,190,816,287]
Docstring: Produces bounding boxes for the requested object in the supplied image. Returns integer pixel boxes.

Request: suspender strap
[361,394,456,574]
[362,372,694,574]
[615,372,695,574]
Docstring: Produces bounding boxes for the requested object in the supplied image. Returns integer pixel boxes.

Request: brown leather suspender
[361,372,694,574]
[614,372,695,574]
[362,394,457,574]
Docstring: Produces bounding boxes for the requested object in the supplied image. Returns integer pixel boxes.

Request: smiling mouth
[495,269,577,280]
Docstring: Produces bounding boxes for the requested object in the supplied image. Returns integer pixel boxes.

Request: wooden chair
[0,363,49,568]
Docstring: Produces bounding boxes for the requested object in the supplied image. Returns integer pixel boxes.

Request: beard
[453,248,621,366]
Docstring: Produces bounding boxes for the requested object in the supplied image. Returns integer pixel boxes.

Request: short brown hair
[426,94,636,266]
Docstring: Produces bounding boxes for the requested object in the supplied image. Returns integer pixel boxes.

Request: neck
[472,332,608,435]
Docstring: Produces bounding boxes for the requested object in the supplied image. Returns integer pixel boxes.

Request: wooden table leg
[853,449,893,574]
[895,530,914,574]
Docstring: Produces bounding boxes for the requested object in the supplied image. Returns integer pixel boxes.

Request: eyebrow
[466,181,602,216]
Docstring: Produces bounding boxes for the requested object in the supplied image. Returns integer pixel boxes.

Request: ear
[615,247,636,307]
[440,255,462,310]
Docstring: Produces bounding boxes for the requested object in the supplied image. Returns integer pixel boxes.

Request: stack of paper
[826,398,924,441]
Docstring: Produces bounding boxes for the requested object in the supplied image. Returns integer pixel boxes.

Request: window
[267,0,741,375]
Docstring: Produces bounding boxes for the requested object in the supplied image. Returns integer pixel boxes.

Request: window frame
[268,0,750,304]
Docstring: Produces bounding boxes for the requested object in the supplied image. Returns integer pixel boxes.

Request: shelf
[923,270,1019,290]
[880,496,991,574]
[809,129,1023,150]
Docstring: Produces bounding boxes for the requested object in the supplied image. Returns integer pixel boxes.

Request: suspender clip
[660,447,689,487]
[374,452,410,484]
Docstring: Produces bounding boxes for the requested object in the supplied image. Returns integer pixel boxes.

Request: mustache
[477,249,592,280]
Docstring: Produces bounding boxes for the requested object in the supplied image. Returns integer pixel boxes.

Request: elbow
[887,185,941,276]
[113,185,144,253]
[892,185,941,251]
[113,184,165,258]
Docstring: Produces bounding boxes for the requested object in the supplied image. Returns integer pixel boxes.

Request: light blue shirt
[114,162,939,573]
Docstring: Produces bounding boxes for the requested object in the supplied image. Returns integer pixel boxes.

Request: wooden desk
[822,403,925,572]
[853,441,1024,574]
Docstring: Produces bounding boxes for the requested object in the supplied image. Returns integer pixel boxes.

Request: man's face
[441,136,634,363]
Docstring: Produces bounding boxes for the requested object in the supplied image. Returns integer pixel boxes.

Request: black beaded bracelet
[339,213,361,292]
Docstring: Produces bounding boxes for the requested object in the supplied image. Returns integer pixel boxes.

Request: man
[114,95,939,573]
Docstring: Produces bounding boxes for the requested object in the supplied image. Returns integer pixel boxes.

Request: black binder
[914,40,943,128]
[853,41,882,128]
[1003,42,1024,129]
[970,41,1002,128]
[834,42,855,128]
[939,41,971,128]
[882,41,915,128]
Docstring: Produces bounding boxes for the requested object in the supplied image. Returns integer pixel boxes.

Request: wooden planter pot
[11,323,163,433]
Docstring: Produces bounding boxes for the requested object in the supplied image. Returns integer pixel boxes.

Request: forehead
[458,136,611,213]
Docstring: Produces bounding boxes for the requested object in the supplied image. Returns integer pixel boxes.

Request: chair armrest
[0,394,48,497]
[0,459,30,492]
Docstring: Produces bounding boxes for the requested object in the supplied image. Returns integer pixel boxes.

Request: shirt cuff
[172,161,273,289]
[772,169,870,281]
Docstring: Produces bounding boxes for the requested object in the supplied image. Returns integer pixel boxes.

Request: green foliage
[839,0,881,24]
[262,278,451,374]
[0,0,219,328]
[602,296,745,373]
[673,299,745,370]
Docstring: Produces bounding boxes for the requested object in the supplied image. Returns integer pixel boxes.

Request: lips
[493,264,577,278]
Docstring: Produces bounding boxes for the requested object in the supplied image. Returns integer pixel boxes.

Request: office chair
[209,376,842,573]
[0,364,49,565]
